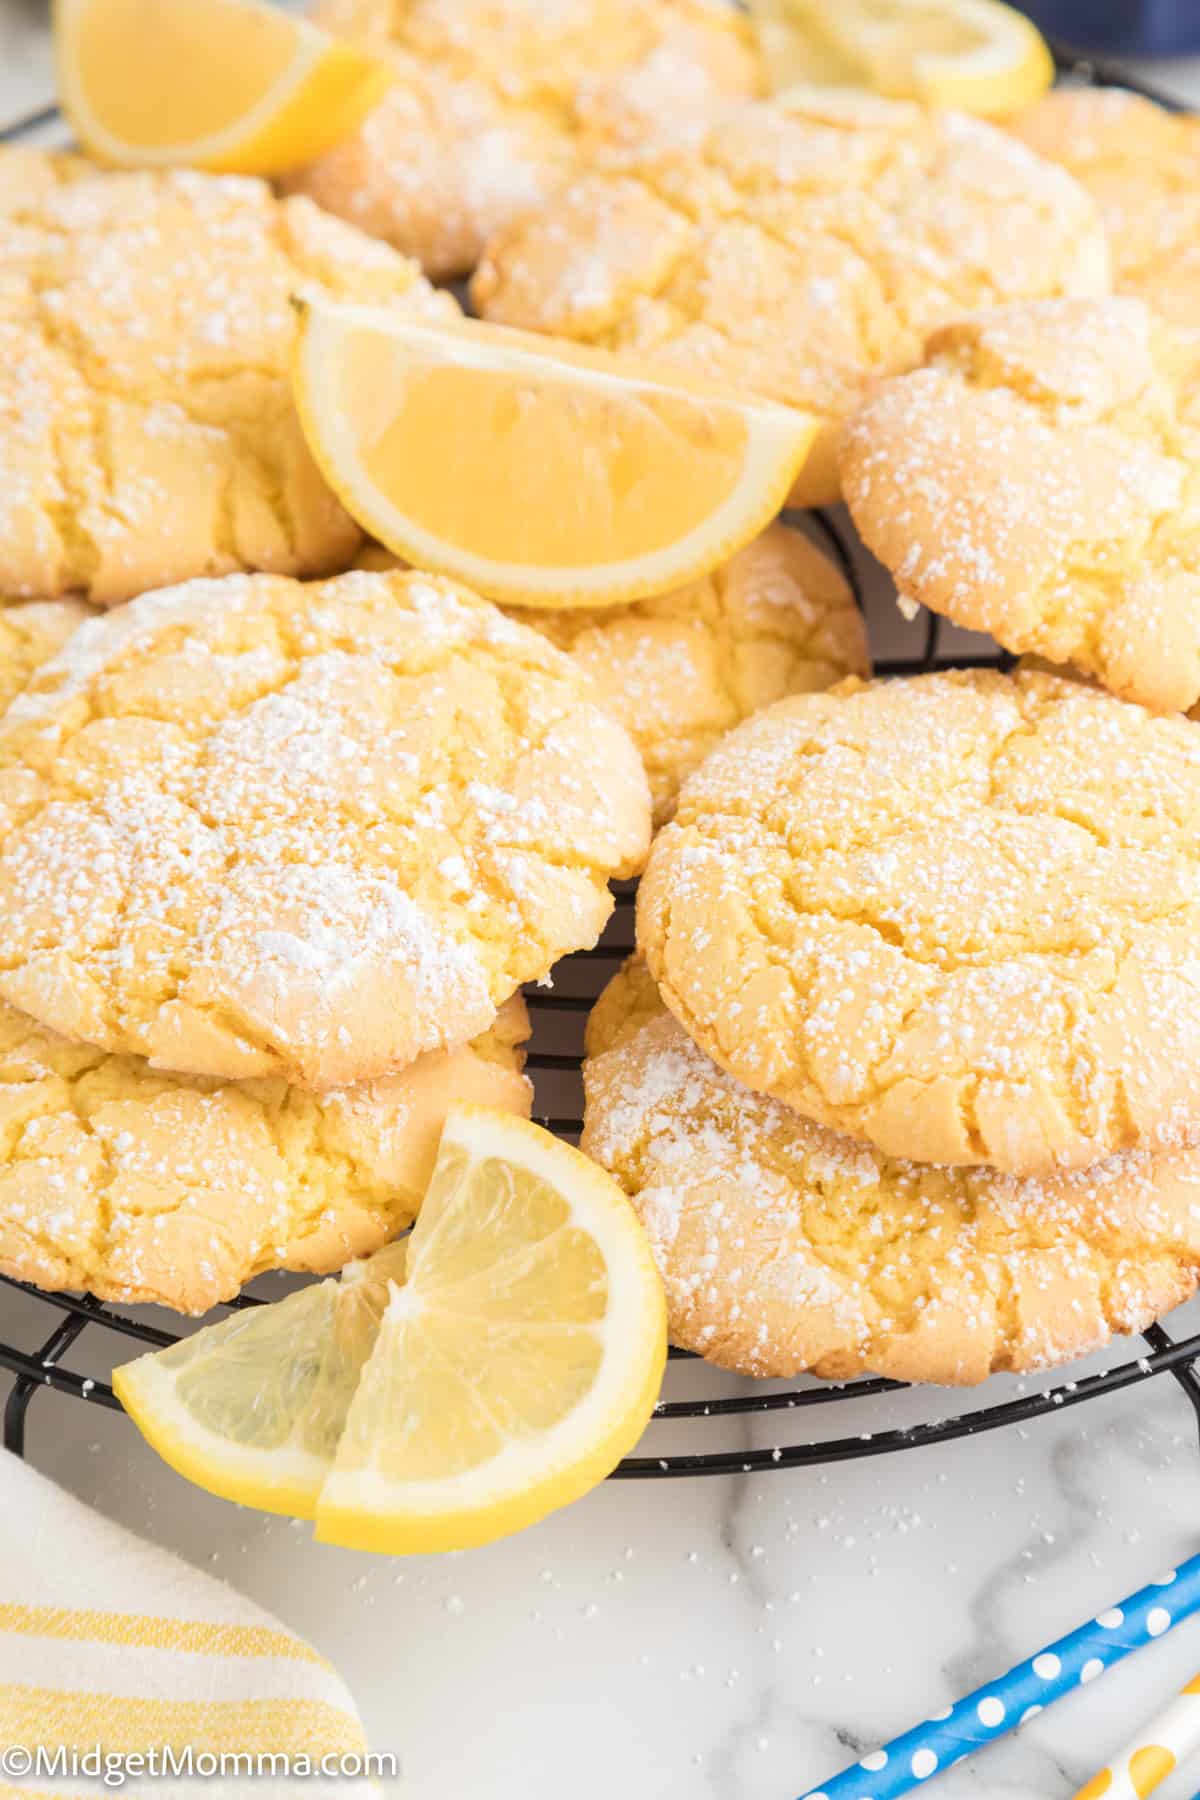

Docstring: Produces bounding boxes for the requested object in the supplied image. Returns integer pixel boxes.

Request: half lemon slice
[112,1243,407,1520]
[315,1106,666,1553]
[55,0,392,176]
[748,0,1054,116]
[291,297,819,608]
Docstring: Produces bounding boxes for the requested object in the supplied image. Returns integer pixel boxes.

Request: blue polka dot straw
[795,1556,1200,1799]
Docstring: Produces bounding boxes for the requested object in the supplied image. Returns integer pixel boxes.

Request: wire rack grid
[2,53,1200,1481]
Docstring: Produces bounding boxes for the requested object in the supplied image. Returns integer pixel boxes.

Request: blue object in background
[1020,1,1200,55]
[793,1558,1200,1800]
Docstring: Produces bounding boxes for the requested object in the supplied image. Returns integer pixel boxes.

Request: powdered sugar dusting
[0,988,530,1312]
[0,153,454,605]
[521,519,868,824]
[583,964,1200,1383]
[0,568,650,1087]
[474,90,1111,449]
[287,0,762,278]
[637,667,1200,1175]
[842,296,1200,712]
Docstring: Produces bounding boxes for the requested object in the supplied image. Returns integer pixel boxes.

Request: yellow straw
[1072,1674,1200,1799]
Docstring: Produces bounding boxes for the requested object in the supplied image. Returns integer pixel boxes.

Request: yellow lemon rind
[752,0,1052,117]
[112,1358,328,1521]
[312,1346,663,1554]
[55,0,392,176]
[911,4,1053,116]
[313,1105,667,1553]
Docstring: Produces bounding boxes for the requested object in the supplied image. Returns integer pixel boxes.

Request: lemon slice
[112,1242,407,1520]
[314,1106,667,1553]
[291,297,819,608]
[748,0,1054,116]
[114,1109,666,1550]
[55,0,392,176]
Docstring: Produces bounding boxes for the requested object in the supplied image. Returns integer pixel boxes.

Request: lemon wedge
[112,1242,407,1520]
[55,0,392,176]
[748,0,1054,116]
[115,1109,666,1550]
[291,297,818,608]
[315,1105,666,1553]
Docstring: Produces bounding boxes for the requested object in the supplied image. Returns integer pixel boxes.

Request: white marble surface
[12,1280,1200,1800]
[4,9,1200,1798]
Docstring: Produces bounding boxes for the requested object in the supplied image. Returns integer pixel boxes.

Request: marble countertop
[14,1281,1200,1800]
[4,9,1200,1797]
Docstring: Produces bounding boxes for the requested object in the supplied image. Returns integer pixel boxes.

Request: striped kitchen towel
[0,1450,382,1797]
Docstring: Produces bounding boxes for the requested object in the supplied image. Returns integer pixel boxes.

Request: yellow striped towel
[0,1450,380,1798]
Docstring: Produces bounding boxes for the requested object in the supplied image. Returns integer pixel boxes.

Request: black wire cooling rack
[3,52,1200,1481]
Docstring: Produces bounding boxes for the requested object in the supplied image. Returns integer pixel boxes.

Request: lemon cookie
[637,667,1200,1175]
[841,297,1200,712]
[583,962,1200,1384]
[284,0,764,280]
[1010,89,1200,359]
[0,568,650,1087]
[358,523,869,824]
[0,598,92,715]
[0,993,529,1314]
[472,89,1111,505]
[0,153,455,607]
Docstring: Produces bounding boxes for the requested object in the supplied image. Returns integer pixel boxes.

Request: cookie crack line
[474,94,1110,511]
[0,156,462,602]
[16,223,311,577]
[0,983,532,1310]
[843,298,1200,710]
[582,970,1200,1381]
[0,568,649,1087]
[658,824,1200,973]
[637,669,1200,1172]
[0,1080,111,1285]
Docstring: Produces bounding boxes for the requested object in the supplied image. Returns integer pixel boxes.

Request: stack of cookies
[0,138,868,1316]
[8,4,1200,1405]
[0,563,657,1313]
[583,668,1200,1386]
[545,77,1200,1389]
[0,153,533,1312]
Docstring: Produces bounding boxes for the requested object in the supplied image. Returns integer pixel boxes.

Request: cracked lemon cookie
[472,89,1111,506]
[0,568,650,1087]
[0,597,92,715]
[358,523,869,825]
[637,667,1200,1176]
[1009,88,1200,360]
[0,153,455,607]
[841,298,1200,712]
[0,992,529,1315]
[583,962,1200,1384]
[284,0,764,280]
